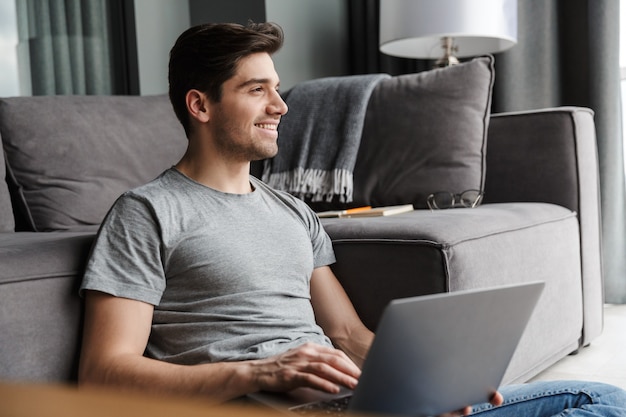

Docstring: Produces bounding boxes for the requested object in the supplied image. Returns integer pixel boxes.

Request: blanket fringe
[263,167,353,203]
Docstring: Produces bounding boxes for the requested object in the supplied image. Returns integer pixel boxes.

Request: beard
[211,114,279,163]
[214,129,278,162]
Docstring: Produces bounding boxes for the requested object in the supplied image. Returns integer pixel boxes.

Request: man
[79,22,626,416]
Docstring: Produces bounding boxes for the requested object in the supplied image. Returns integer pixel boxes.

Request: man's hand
[250,343,361,394]
[441,390,504,417]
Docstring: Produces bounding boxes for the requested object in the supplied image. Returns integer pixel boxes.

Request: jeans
[470,381,626,416]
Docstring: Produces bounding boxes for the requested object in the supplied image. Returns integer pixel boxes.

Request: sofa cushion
[352,56,495,209]
[0,95,187,231]
[0,132,14,232]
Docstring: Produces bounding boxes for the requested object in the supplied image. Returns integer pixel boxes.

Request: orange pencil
[343,206,372,214]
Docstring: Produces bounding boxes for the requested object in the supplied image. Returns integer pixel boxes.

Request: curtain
[492,0,626,304]
[348,0,626,303]
[348,0,431,75]
[16,0,114,95]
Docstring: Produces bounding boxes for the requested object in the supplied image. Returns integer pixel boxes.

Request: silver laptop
[248,281,545,416]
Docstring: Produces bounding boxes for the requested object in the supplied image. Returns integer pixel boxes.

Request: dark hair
[168,22,284,136]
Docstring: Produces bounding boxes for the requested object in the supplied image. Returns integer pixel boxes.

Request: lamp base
[435,37,460,67]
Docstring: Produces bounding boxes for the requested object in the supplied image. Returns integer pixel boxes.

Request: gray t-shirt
[81,168,336,364]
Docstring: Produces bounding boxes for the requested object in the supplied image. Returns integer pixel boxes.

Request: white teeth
[256,123,277,130]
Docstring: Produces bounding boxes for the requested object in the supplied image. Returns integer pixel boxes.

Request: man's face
[209,52,288,162]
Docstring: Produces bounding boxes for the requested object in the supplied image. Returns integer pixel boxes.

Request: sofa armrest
[485,107,603,345]
[485,107,595,210]
[0,232,95,383]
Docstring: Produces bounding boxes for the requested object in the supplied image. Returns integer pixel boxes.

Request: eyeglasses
[426,190,484,210]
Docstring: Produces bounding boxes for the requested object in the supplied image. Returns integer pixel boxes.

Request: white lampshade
[380,0,517,59]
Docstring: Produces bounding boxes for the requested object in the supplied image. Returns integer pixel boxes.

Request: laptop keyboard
[289,395,352,416]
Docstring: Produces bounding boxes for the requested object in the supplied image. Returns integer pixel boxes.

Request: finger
[304,360,359,389]
[490,390,504,406]
[312,345,362,378]
[438,406,472,417]
[294,343,361,381]
[289,345,360,389]
[286,369,345,394]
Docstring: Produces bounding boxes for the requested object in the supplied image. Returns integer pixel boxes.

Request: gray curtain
[348,0,432,75]
[16,0,114,95]
[492,0,626,304]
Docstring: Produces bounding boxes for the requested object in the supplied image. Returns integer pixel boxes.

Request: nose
[269,90,288,116]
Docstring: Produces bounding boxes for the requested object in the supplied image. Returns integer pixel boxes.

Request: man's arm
[309,266,374,368]
[79,290,361,402]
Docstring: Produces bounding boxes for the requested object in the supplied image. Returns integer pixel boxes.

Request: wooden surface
[0,382,284,417]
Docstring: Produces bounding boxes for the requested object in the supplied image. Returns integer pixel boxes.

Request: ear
[185,89,210,124]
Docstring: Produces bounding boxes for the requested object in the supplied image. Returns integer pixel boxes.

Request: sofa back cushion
[0,95,187,231]
[352,56,495,209]
[0,132,15,232]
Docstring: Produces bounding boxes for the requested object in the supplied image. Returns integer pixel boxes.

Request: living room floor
[530,304,626,390]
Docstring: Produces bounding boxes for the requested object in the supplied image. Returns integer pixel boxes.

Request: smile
[255,123,278,130]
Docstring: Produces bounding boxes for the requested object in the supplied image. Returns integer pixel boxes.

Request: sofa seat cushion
[0,95,187,232]
[322,202,583,384]
[0,231,96,382]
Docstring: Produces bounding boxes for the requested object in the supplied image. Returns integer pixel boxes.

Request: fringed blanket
[262,74,390,203]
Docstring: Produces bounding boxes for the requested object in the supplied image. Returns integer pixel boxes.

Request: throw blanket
[262,74,390,203]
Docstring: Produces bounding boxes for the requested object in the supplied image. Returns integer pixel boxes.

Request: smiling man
[79,21,368,403]
[78,22,626,417]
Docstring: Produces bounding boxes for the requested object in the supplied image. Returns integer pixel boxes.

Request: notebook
[247,281,545,416]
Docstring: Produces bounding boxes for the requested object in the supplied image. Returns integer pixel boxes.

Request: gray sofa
[0,58,604,388]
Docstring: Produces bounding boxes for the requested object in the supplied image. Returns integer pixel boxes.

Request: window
[621,3,626,178]
[0,0,138,97]
[0,0,20,96]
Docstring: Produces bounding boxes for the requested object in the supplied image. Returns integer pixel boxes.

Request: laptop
[247,281,545,416]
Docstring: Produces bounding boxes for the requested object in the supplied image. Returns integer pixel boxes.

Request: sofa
[0,57,604,389]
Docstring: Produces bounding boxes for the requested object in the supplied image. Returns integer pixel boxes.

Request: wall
[131,0,349,95]
[266,0,349,90]
[134,0,190,95]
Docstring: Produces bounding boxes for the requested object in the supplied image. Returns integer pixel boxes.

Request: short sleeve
[80,192,166,305]
[291,196,336,269]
